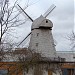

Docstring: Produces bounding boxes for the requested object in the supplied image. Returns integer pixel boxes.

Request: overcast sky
[10,0,74,51]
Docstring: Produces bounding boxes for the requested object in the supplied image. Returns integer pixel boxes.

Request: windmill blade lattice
[43,4,56,18]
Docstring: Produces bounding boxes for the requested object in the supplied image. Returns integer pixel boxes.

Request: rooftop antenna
[17,4,56,46]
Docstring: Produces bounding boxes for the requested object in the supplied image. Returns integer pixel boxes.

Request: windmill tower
[29,15,57,57]
[17,4,57,58]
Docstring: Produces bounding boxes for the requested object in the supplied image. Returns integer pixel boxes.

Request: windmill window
[46,20,48,23]
[37,33,39,36]
[36,43,38,46]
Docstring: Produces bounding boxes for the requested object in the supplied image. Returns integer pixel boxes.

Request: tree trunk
[34,64,43,75]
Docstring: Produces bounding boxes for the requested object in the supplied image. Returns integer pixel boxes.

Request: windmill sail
[43,4,56,18]
[17,32,31,47]
[17,4,33,22]
[16,4,56,47]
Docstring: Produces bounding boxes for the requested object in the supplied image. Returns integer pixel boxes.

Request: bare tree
[67,31,75,50]
[0,0,29,61]
[0,0,28,42]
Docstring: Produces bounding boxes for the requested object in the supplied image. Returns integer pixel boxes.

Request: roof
[31,15,53,30]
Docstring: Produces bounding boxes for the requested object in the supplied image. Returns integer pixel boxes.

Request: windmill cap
[31,15,53,30]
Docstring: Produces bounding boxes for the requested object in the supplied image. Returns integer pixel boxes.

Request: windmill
[16,4,64,75]
[16,4,56,47]
[16,4,57,58]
